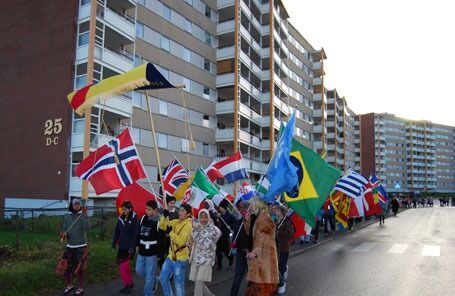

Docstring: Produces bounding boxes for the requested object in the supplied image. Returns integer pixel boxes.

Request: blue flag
[263,112,298,203]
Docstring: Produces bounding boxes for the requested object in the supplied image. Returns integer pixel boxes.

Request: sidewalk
[73,217,381,296]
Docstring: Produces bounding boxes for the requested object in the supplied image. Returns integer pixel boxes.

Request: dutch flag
[204,151,249,183]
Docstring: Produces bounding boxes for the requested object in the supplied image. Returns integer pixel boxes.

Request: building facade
[360,113,455,193]
[216,0,321,188]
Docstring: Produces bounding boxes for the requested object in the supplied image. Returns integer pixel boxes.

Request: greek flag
[334,171,368,198]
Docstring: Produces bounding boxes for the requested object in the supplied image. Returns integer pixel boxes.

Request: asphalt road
[210,206,455,296]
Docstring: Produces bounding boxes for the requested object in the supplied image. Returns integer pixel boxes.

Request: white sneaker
[284,265,289,280]
[278,283,286,294]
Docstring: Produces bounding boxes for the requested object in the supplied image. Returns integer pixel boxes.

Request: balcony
[96,46,133,73]
[217,73,235,87]
[71,133,114,151]
[217,20,235,35]
[76,45,133,73]
[218,0,235,9]
[103,7,135,40]
[217,46,235,60]
[313,77,322,85]
[96,95,133,118]
[216,128,234,142]
[313,93,322,101]
[239,130,262,149]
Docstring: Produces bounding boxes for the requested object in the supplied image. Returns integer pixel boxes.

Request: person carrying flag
[59,197,90,296]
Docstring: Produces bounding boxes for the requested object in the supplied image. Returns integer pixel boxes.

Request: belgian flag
[283,139,340,228]
[67,63,174,115]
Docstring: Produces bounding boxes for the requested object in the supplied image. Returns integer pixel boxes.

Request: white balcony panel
[217,46,235,60]
[97,95,132,117]
[313,93,322,101]
[218,0,235,9]
[217,73,235,87]
[313,77,322,85]
[71,132,84,150]
[313,109,322,117]
[216,128,234,141]
[216,101,234,114]
[217,20,235,34]
[78,3,90,21]
[313,62,322,70]
[104,8,135,39]
[76,45,89,61]
[100,47,134,73]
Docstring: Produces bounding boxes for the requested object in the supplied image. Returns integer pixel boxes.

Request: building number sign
[44,118,63,146]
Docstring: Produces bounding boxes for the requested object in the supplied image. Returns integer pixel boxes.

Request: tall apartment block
[321,89,357,172]
[216,0,321,187]
[360,113,455,193]
[1,0,324,208]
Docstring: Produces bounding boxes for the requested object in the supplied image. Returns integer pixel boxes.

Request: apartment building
[321,89,357,172]
[360,113,455,193]
[215,0,322,187]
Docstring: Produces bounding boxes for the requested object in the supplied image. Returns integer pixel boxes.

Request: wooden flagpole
[145,90,168,209]
[81,0,98,201]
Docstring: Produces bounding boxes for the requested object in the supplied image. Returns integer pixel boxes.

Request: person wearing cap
[112,201,139,294]
[60,197,90,296]
[215,199,235,271]
[189,208,221,296]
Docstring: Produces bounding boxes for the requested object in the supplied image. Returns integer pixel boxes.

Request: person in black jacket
[112,201,138,294]
[216,199,235,271]
[230,201,253,296]
[135,200,163,296]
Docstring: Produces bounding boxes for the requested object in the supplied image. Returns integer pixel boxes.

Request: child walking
[112,201,138,294]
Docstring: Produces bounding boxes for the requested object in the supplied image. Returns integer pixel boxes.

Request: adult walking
[189,209,221,296]
[230,201,254,296]
[391,197,400,216]
[245,197,279,296]
[275,206,295,294]
[60,197,90,296]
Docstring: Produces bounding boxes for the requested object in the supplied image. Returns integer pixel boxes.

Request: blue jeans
[230,250,248,296]
[135,255,157,296]
[160,257,188,296]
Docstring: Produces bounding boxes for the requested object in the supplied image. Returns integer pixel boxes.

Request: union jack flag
[75,129,147,195]
[162,157,189,198]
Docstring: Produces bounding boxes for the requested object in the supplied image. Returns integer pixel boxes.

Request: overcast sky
[282,0,455,126]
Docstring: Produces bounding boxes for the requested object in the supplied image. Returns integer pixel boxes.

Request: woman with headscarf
[189,209,222,295]
[245,197,279,296]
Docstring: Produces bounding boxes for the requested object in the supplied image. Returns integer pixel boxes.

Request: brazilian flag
[283,139,341,228]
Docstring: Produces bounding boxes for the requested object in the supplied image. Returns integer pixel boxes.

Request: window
[183,47,191,62]
[159,100,168,115]
[203,115,210,128]
[204,58,211,71]
[160,36,170,52]
[203,143,209,156]
[205,5,211,18]
[182,139,189,152]
[184,19,192,33]
[158,133,167,149]
[132,92,143,108]
[162,4,171,21]
[203,86,210,99]
[136,22,144,38]
[205,32,211,45]
[80,0,90,5]
[78,32,89,46]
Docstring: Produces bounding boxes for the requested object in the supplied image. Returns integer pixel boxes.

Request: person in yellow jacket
[159,203,193,296]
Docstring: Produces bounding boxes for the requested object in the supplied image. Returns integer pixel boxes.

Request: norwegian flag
[162,157,189,198]
[75,129,147,195]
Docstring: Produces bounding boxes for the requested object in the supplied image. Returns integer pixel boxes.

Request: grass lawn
[0,230,120,296]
